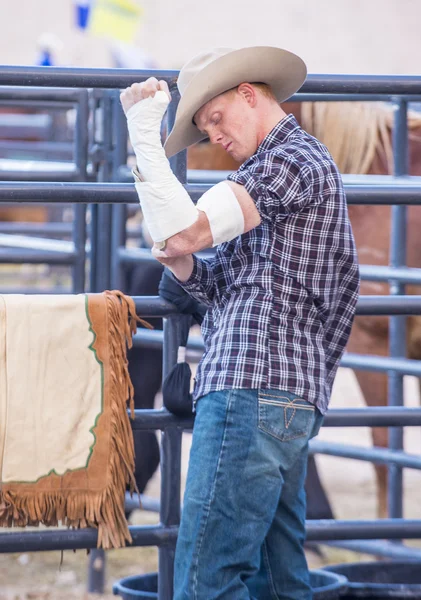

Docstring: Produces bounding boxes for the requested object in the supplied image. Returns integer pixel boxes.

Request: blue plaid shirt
[179,114,360,414]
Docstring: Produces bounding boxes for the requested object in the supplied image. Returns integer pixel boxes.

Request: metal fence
[1,67,421,599]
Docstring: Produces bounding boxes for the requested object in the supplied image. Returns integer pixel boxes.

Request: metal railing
[1,68,421,598]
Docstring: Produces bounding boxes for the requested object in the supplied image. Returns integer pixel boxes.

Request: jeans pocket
[258,390,315,442]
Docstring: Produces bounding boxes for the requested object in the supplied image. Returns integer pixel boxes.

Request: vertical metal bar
[89,204,98,292]
[388,98,409,519]
[156,91,188,600]
[159,427,182,600]
[95,90,113,291]
[87,90,113,591]
[159,315,183,600]
[111,90,129,290]
[167,88,187,184]
[72,204,87,293]
[74,89,89,180]
[87,547,106,593]
[72,90,89,293]
[88,91,99,293]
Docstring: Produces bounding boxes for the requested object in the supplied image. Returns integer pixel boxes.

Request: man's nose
[209,131,223,145]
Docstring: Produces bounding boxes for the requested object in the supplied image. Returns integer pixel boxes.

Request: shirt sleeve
[227,152,318,222]
[173,254,216,307]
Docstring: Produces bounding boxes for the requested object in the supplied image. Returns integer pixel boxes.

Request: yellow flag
[90,0,143,43]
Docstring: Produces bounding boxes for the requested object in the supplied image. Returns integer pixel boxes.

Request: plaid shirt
[180,114,360,414]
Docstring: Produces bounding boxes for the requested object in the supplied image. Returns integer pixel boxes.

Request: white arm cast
[127,91,198,243]
[126,91,245,246]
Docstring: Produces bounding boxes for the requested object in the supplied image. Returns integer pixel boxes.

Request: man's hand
[152,246,194,283]
[120,77,172,115]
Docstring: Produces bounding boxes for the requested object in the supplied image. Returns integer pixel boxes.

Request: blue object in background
[38,49,53,66]
[75,0,92,30]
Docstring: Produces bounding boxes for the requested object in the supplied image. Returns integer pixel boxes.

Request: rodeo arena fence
[2,66,421,599]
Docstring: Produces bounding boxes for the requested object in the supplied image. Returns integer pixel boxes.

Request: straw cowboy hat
[164,46,307,158]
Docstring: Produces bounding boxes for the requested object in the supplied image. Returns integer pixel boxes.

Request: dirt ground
[1,366,420,599]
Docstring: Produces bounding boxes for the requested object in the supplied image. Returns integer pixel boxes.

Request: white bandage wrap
[127,91,173,182]
[197,181,245,246]
[134,177,198,243]
[127,91,198,243]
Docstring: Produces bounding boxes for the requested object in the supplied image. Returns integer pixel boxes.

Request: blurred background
[0,0,419,73]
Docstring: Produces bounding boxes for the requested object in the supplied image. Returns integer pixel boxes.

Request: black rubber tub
[323,561,421,598]
[113,569,348,599]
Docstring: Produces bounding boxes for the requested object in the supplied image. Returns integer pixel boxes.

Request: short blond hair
[251,82,277,101]
[224,83,277,102]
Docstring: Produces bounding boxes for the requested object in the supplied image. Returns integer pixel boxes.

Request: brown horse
[187,100,421,518]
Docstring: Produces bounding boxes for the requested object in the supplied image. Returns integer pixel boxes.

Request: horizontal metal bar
[0,524,177,553]
[187,169,231,184]
[133,296,177,317]
[310,440,421,469]
[345,184,421,204]
[132,409,193,431]
[0,222,73,236]
[0,86,86,101]
[0,140,73,154]
[0,222,139,239]
[0,100,76,110]
[119,168,421,187]
[0,67,179,88]
[125,493,159,514]
[0,287,69,295]
[360,264,421,285]
[0,168,79,182]
[356,295,421,314]
[324,407,421,427]
[324,539,421,560]
[1,518,421,553]
[303,74,421,95]
[305,519,421,541]
[1,183,421,204]
[132,331,203,361]
[118,247,157,264]
[342,352,421,376]
[131,407,421,431]
[291,93,421,102]
[0,248,77,264]
[1,69,421,95]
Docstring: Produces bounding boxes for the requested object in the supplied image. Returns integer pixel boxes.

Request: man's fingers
[130,82,144,103]
[120,87,135,114]
[158,80,172,101]
[142,77,160,97]
[120,76,170,115]
[151,245,168,259]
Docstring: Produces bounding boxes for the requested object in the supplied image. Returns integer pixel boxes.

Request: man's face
[193,88,260,163]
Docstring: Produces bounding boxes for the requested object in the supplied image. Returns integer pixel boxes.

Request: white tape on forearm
[126,94,244,247]
[135,179,198,243]
[126,91,173,183]
[197,181,245,246]
[126,91,199,242]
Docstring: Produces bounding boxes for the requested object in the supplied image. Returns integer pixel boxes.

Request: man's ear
[237,83,257,107]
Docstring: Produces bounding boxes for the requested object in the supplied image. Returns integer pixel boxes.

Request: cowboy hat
[164,46,307,158]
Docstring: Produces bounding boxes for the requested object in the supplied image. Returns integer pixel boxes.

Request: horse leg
[305,455,334,520]
[352,369,389,518]
[126,261,165,495]
[128,346,162,494]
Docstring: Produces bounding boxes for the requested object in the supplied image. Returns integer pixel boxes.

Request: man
[120,46,360,600]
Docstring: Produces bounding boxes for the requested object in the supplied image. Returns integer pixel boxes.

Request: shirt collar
[256,114,301,154]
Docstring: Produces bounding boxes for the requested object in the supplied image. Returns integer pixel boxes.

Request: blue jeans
[173,389,324,600]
